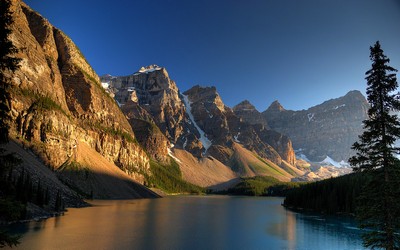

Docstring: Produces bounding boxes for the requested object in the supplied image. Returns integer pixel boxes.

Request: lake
[5,196,365,250]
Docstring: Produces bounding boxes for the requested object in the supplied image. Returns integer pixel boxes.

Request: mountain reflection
[6,196,364,250]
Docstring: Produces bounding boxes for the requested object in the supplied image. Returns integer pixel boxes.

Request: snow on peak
[339,160,350,167]
[101,82,109,89]
[320,156,340,167]
[182,94,212,151]
[295,150,311,162]
[137,64,163,74]
[320,156,350,168]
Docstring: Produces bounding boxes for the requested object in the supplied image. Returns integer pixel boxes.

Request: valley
[3,0,399,249]
[1,1,367,214]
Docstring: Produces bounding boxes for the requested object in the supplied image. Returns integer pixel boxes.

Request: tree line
[283,172,366,214]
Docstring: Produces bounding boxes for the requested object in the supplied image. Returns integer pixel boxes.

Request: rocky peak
[343,90,367,104]
[137,64,163,74]
[234,100,256,111]
[344,90,364,98]
[101,66,206,157]
[182,85,230,147]
[263,90,369,162]
[233,100,269,128]
[266,100,286,112]
[184,85,226,113]
[183,85,295,167]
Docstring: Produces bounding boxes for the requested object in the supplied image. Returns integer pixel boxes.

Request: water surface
[6,196,365,250]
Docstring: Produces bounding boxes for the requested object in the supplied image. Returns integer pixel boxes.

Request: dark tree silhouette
[349,41,400,250]
[0,0,22,247]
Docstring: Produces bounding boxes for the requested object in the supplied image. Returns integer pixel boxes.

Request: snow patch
[307,113,315,122]
[339,160,350,167]
[101,82,109,89]
[116,99,123,107]
[167,144,181,163]
[183,137,187,150]
[320,156,340,167]
[297,153,311,162]
[320,156,350,168]
[205,109,213,118]
[334,104,346,110]
[182,94,212,151]
[234,132,241,143]
[138,65,162,74]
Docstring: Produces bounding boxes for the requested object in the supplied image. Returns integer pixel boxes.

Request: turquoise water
[6,196,365,250]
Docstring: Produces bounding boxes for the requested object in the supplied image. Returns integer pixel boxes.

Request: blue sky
[24,0,400,111]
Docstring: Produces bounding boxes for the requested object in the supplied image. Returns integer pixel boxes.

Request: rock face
[233,100,269,128]
[101,66,206,158]
[263,90,369,162]
[103,72,298,179]
[101,65,184,140]
[183,85,233,146]
[121,101,170,164]
[6,1,156,199]
[183,86,296,167]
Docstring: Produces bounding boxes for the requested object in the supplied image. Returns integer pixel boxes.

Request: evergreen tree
[55,190,62,212]
[0,0,22,247]
[0,0,21,178]
[0,0,20,148]
[349,41,400,249]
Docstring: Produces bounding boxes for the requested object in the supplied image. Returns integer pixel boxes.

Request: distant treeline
[283,172,368,215]
[212,176,303,196]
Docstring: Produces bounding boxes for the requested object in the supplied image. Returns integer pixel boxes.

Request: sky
[24,0,400,111]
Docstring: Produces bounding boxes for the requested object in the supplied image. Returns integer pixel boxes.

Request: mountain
[233,100,269,128]
[262,90,369,162]
[6,0,364,205]
[101,65,214,160]
[182,85,296,168]
[5,1,159,204]
[101,69,300,183]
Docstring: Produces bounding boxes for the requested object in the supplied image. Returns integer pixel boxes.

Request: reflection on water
[5,196,365,250]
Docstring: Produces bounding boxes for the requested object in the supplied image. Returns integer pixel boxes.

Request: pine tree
[55,190,62,212]
[349,41,400,249]
[0,0,20,148]
[0,0,22,177]
[0,0,22,247]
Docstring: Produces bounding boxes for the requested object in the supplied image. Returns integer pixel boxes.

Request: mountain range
[4,1,368,209]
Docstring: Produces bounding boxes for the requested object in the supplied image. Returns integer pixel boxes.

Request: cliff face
[121,101,170,164]
[6,1,155,198]
[103,71,297,179]
[183,86,296,167]
[103,65,186,140]
[263,90,369,162]
[232,100,295,165]
[233,100,269,128]
[101,66,213,158]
